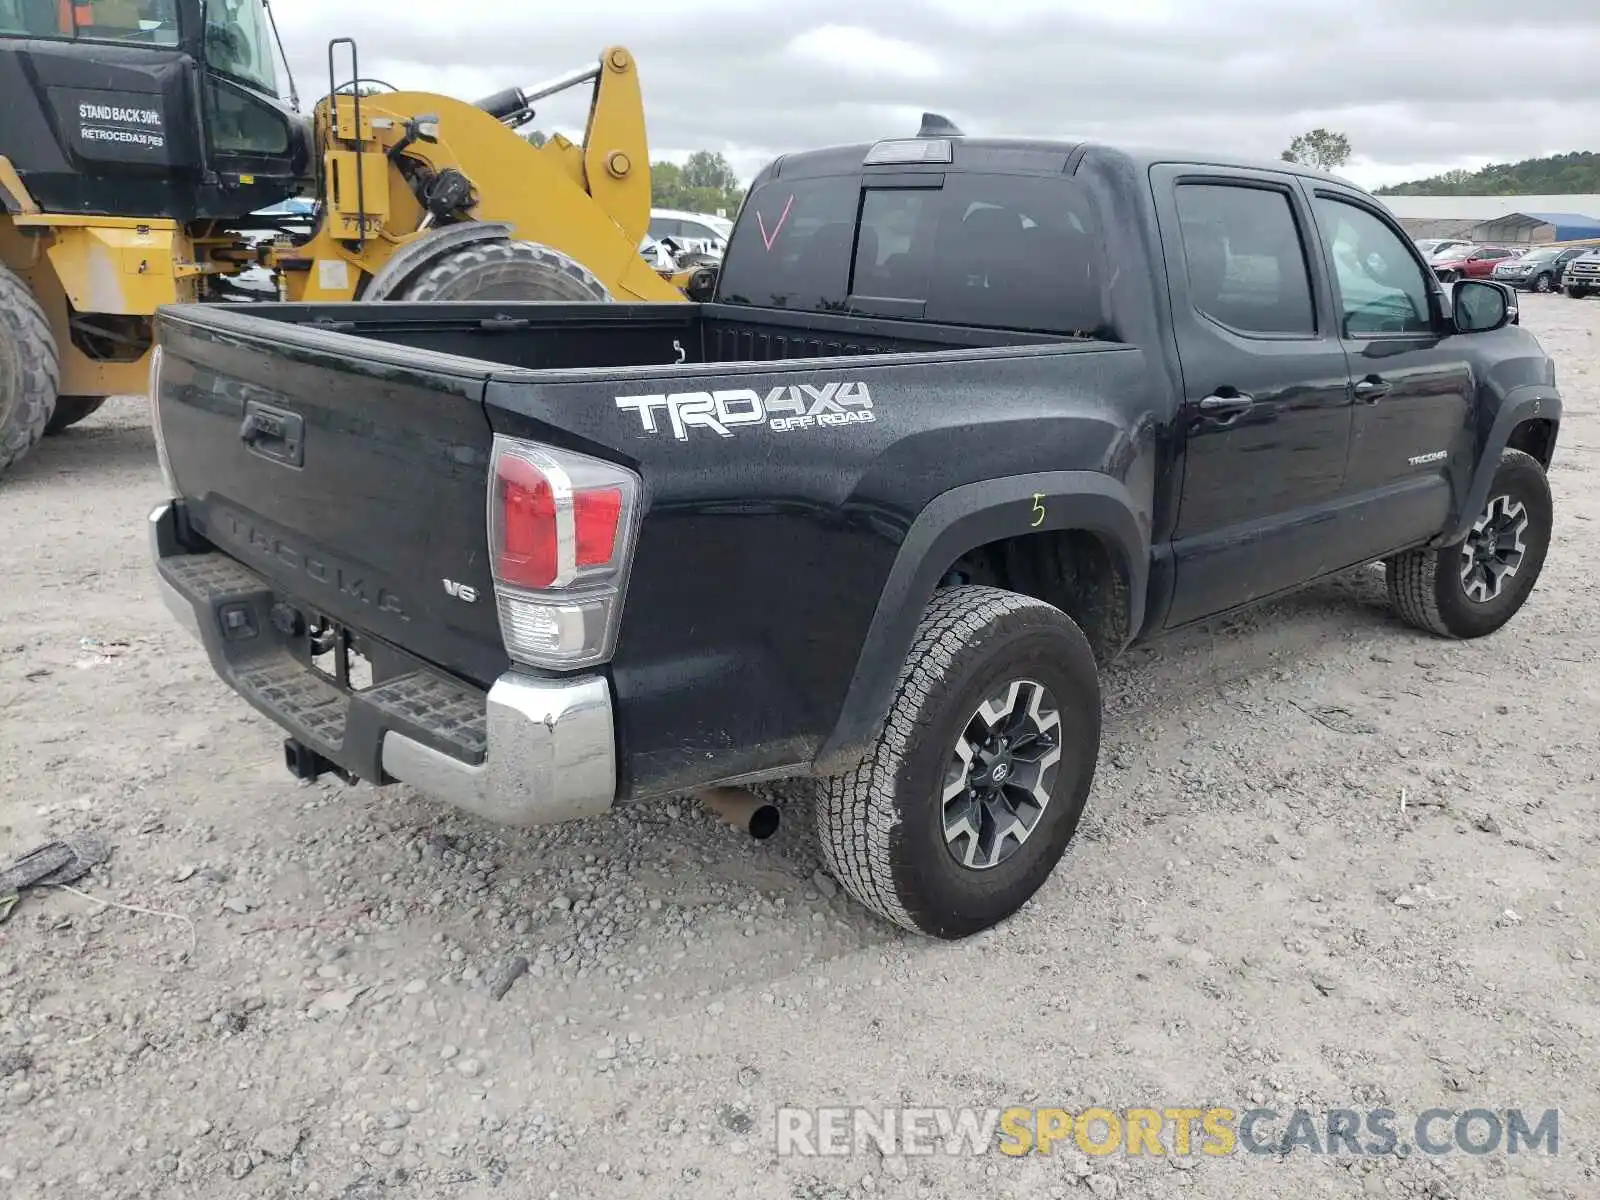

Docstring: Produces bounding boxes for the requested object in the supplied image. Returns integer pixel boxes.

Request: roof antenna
[917,112,964,138]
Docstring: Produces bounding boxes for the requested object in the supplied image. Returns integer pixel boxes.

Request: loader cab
[0,0,311,219]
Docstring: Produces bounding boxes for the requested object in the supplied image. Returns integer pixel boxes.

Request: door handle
[1197,392,1255,417]
[1354,376,1392,403]
[239,400,305,467]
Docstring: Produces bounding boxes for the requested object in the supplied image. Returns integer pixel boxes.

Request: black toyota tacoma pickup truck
[147,131,1562,939]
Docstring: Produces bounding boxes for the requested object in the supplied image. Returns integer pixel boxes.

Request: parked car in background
[1415,237,1473,260]
[1431,245,1520,282]
[638,235,678,273]
[648,208,731,256]
[1563,250,1600,298]
[1492,246,1590,293]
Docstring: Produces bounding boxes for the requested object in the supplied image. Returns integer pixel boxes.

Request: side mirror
[1452,279,1516,333]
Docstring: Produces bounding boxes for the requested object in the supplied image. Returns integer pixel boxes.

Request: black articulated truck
[145,124,1560,938]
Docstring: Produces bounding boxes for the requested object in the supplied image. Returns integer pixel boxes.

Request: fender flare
[359,221,515,301]
[813,471,1149,774]
[1442,384,1562,544]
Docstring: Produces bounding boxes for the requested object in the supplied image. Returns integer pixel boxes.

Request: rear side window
[1174,183,1316,336]
[718,172,1109,336]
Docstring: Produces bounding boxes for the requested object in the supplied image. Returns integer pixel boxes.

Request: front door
[1303,187,1475,563]
[1154,167,1357,627]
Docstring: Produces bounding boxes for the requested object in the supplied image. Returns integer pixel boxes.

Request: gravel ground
[1,294,1596,1200]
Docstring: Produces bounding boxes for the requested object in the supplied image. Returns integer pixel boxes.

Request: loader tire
[0,263,59,478]
[397,239,612,303]
[44,395,107,435]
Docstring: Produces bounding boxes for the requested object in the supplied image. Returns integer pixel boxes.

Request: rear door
[1301,185,1475,562]
[1153,165,1357,627]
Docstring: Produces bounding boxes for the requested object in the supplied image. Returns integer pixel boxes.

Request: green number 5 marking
[1031,492,1046,527]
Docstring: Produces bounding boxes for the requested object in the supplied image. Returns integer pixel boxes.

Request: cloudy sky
[267,0,1596,190]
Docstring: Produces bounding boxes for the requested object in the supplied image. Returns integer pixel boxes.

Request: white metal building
[1376,195,1600,245]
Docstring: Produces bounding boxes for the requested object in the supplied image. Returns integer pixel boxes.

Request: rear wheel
[43,395,107,435]
[397,239,612,302]
[814,585,1101,939]
[0,264,60,478]
[1385,449,1551,639]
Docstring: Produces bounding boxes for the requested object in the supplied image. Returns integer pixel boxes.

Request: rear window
[717,172,1109,336]
[718,178,858,313]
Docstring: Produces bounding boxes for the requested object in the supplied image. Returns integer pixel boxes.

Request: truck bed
[152,299,1138,803]
[211,299,1069,372]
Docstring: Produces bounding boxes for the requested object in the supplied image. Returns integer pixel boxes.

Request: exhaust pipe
[697,786,780,840]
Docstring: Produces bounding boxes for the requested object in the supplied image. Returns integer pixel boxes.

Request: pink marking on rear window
[756,194,795,252]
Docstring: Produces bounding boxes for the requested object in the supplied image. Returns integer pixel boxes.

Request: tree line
[1277,131,1600,197]
[525,130,745,216]
[1375,152,1600,197]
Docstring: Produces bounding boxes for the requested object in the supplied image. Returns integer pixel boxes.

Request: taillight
[495,456,558,587]
[487,436,641,670]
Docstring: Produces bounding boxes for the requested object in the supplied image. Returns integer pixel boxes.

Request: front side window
[1312,195,1433,337]
[0,0,177,43]
[204,0,277,95]
[207,76,288,154]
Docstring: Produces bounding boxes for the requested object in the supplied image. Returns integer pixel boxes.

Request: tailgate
[153,309,507,687]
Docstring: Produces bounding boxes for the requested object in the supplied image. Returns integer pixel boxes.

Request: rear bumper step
[148,502,616,827]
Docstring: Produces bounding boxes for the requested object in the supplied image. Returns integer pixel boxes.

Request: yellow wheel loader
[0,0,692,480]
[261,39,691,308]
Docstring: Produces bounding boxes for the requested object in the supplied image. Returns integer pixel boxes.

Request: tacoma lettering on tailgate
[212,506,410,620]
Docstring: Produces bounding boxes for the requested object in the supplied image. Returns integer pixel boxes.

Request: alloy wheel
[1459,493,1529,603]
[941,679,1062,870]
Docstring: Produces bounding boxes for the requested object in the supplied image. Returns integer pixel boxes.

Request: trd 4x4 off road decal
[615,381,876,441]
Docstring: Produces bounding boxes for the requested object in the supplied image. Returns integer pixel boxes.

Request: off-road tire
[1386,448,1551,639]
[0,263,59,476]
[814,585,1101,939]
[397,239,612,303]
[43,395,107,435]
